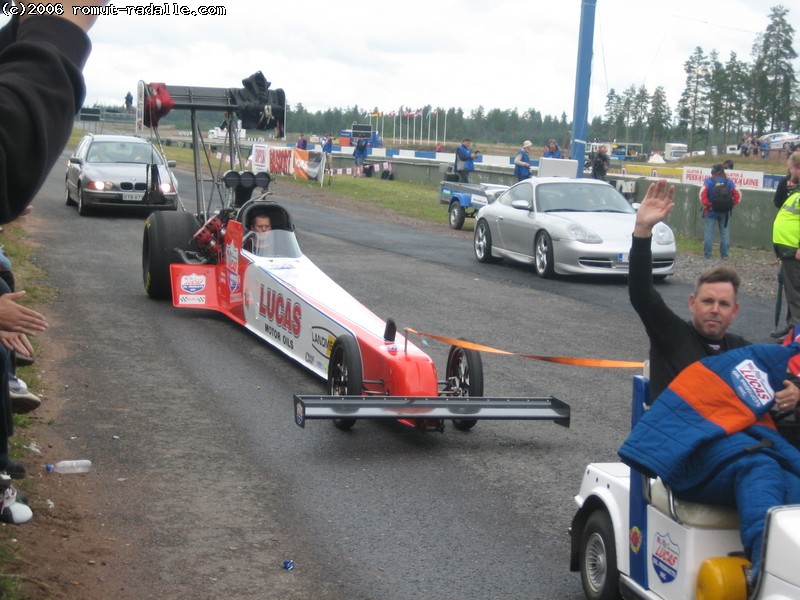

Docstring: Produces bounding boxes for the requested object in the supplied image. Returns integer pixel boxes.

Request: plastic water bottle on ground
[45,460,92,474]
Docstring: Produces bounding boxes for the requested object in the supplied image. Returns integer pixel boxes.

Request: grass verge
[0,221,54,600]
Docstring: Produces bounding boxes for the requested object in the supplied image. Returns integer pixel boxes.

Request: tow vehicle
[570,375,800,600]
[139,76,571,434]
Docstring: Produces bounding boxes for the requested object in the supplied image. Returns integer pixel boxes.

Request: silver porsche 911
[473,177,675,278]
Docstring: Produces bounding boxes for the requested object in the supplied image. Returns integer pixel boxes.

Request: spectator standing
[296,133,307,150]
[739,138,750,156]
[543,139,562,158]
[772,152,800,338]
[699,163,740,260]
[124,91,133,113]
[353,136,368,177]
[590,145,610,181]
[454,138,478,183]
[759,137,769,159]
[513,140,534,181]
[321,132,334,172]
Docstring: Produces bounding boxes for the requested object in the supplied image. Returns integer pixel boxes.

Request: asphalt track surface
[26,163,779,599]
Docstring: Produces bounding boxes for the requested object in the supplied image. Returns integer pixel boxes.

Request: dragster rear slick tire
[327,333,363,431]
[142,211,201,300]
[446,343,484,431]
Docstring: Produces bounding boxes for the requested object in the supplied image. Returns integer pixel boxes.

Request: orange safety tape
[405,328,644,369]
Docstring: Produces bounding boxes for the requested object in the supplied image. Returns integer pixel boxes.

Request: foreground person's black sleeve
[0,15,92,223]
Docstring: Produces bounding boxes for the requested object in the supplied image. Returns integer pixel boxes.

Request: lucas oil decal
[259,286,302,337]
[180,273,206,294]
[731,358,775,410]
[652,532,680,583]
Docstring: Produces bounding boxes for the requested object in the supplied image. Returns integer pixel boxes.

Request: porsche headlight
[566,223,602,244]
[653,223,675,245]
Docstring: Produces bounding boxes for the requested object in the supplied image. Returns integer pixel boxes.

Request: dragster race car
[569,376,800,600]
[142,193,571,433]
[138,75,569,433]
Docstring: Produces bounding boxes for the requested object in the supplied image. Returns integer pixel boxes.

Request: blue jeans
[703,213,730,258]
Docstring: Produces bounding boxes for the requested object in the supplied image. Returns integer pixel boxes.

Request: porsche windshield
[536,183,634,213]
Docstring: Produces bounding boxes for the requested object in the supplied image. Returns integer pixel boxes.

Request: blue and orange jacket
[619,342,800,492]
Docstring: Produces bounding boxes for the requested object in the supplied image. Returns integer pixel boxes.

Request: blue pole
[569,0,597,177]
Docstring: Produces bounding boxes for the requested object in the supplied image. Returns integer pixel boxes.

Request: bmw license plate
[617,252,629,264]
[122,193,144,201]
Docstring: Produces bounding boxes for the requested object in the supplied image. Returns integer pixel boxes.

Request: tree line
[286,5,798,155]
[106,5,797,155]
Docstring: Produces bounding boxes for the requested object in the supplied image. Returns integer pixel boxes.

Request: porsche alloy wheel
[474,220,498,263]
[579,510,619,600]
[449,201,466,230]
[446,343,484,432]
[534,231,555,278]
[328,333,363,431]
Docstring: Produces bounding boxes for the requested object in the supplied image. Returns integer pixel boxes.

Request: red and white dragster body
[172,216,437,394]
[144,198,570,433]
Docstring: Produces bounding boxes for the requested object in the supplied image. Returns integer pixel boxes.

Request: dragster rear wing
[293,395,571,428]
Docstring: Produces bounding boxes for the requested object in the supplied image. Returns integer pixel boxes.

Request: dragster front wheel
[142,210,200,300]
[446,343,484,432]
[328,333,363,431]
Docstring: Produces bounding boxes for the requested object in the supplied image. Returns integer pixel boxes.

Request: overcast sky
[3,1,798,124]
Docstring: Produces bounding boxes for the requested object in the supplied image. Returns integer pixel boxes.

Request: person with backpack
[700,163,741,260]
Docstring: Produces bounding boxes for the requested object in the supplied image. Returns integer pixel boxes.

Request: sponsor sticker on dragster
[179,295,206,305]
[180,273,206,294]
[731,358,775,411]
[244,268,350,379]
[226,241,240,292]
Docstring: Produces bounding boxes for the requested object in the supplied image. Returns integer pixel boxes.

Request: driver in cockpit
[251,213,271,233]
[243,210,271,254]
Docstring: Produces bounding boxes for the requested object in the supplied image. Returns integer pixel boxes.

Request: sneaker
[10,389,41,414]
[4,459,25,480]
[0,476,32,525]
[9,376,41,414]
